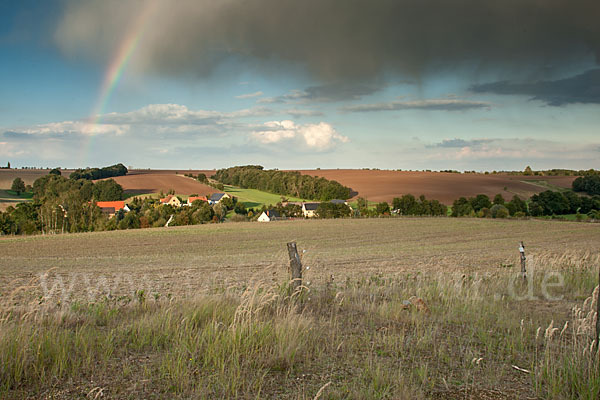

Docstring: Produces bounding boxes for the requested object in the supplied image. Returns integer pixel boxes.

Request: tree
[524,166,533,176]
[356,197,369,210]
[11,177,26,195]
[49,168,61,176]
[7,161,10,169]
[92,179,123,201]
[452,197,474,217]
[375,202,390,215]
[490,204,509,218]
[572,174,600,195]
[493,194,505,205]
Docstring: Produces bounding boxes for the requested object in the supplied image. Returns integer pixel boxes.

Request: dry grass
[1,218,599,398]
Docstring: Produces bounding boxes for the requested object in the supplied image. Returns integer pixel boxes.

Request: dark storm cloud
[341,99,491,112]
[470,69,600,106]
[55,0,600,82]
[260,82,384,104]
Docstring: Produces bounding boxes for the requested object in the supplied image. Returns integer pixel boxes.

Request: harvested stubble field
[1,218,600,399]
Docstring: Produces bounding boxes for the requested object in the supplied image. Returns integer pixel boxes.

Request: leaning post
[287,242,303,293]
[519,241,527,281]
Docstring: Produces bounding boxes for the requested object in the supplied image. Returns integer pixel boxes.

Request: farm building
[257,210,281,222]
[95,201,130,218]
[302,202,319,218]
[209,192,230,205]
[160,195,182,207]
[186,195,207,206]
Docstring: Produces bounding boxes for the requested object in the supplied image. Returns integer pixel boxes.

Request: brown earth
[0,168,579,206]
[0,169,73,188]
[102,173,218,197]
[297,169,576,204]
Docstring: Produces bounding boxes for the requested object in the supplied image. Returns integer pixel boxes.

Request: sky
[1,0,599,171]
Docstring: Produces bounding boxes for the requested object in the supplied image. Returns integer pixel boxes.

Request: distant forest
[213,165,352,201]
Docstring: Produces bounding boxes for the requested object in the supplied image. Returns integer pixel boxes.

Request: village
[94,192,351,223]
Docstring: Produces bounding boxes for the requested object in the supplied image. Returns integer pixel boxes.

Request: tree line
[572,174,600,195]
[450,191,600,218]
[213,165,352,201]
[69,163,128,180]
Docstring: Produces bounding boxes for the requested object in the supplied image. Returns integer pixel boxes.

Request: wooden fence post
[519,241,527,281]
[287,242,302,293]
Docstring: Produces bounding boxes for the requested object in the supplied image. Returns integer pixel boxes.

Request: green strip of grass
[223,185,307,208]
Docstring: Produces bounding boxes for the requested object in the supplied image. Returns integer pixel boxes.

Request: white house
[160,195,182,207]
[208,192,231,205]
[302,202,319,218]
[257,209,281,222]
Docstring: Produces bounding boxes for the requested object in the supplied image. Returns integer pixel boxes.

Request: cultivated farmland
[298,169,576,204]
[100,173,218,198]
[1,218,599,398]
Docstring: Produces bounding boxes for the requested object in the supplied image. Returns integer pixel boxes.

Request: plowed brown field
[0,169,73,187]
[297,170,576,204]
[103,173,218,196]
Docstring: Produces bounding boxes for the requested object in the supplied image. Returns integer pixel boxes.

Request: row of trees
[1,173,124,235]
[69,163,128,180]
[213,165,352,201]
[450,191,600,218]
[391,194,447,216]
[572,174,600,195]
[529,190,600,216]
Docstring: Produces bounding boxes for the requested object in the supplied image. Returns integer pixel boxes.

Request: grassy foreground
[1,252,599,399]
[1,218,600,398]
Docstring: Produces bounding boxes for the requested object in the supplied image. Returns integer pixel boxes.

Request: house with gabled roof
[302,202,320,218]
[160,195,182,207]
[95,201,130,218]
[257,209,281,222]
[187,195,207,206]
[208,192,231,205]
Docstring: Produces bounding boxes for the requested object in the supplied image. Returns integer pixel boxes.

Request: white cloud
[20,120,129,136]
[251,120,349,150]
[423,138,597,162]
[100,103,271,125]
[235,91,263,99]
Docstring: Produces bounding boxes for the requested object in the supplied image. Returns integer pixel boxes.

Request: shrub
[490,204,509,218]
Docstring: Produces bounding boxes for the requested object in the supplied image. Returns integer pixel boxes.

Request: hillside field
[298,169,576,204]
[0,169,579,209]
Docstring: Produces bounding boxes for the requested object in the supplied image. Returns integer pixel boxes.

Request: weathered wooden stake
[287,242,302,293]
[519,241,527,281]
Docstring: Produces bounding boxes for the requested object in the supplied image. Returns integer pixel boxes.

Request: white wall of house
[257,212,271,222]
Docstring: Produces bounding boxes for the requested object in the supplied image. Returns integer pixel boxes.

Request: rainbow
[81,2,157,165]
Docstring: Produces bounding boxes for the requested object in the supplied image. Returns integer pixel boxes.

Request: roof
[265,209,280,218]
[95,201,126,211]
[188,196,207,203]
[160,195,176,203]
[330,199,347,204]
[209,193,226,201]
[303,202,320,210]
